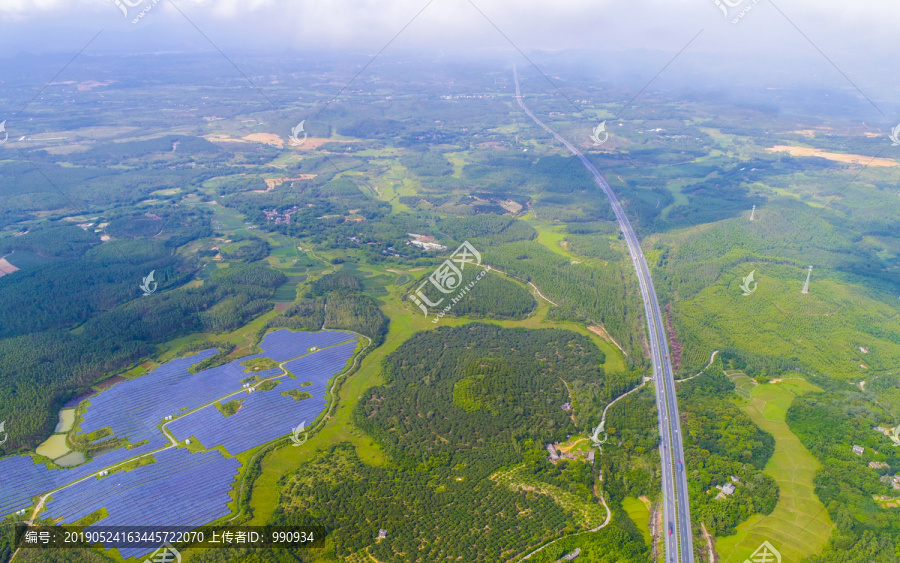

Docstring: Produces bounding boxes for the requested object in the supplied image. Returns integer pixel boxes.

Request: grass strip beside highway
[716,381,833,563]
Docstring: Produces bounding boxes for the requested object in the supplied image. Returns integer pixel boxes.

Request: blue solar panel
[0,436,166,516]
[43,448,240,559]
[0,329,357,550]
[75,329,355,452]
[169,340,357,454]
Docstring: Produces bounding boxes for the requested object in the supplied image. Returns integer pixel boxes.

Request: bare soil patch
[253,174,319,193]
[587,325,627,356]
[289,137,357,151]
[767,145,897,167]
[0,258,19,277]
[204,134,250,144]
[243,133,285,148]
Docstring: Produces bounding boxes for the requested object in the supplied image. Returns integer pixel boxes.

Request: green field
[729,372,756,399]
[715,381,833,563]
[622,496,652,546]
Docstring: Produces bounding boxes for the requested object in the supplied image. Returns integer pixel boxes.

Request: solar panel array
[76,349,260,448]
[255,329,357,362]
[0,437,165,516]
[1,329,357,540]
[76,329,355,452]
[43,447,240,559]
[169,340,358,454]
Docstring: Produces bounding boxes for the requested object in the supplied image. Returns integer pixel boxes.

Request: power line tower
[750,205,756,221]
[801,265,813,294]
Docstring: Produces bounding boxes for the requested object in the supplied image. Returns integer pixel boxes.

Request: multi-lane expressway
[513,65,695,563]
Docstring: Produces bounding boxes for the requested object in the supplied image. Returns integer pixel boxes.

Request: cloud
[1,0,899,88]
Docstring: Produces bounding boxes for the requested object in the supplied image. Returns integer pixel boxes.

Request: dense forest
[679,371,779,537]
[440,269,536,320]
[786,379,900,562]
[263,270,388,344]
[356,324,606,472]
[597,388,660,502]
[437,214,537,246]
[1,56,896,563]
[0,218,207,338]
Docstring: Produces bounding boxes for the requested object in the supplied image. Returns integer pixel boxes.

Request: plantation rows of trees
[483,240,644,359]
[273,444,573,561]
[565,233,623,262]
[355,325,603,473]
[261,324,645,561]
[437,214,536,246]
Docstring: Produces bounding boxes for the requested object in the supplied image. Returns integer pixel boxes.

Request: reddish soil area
[95,375,127,391]
[664,302,683,371]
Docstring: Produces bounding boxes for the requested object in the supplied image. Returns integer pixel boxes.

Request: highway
[513,65,694,563]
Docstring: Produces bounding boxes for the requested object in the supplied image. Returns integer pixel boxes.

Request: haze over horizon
[2,0,899,126]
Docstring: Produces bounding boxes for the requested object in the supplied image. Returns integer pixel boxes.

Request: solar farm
[44,448,241,559]
[168,340,359,454]
[0,329,360,558]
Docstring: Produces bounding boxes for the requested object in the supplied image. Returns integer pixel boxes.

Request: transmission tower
[801,265,813,294]
[750,205,756,221]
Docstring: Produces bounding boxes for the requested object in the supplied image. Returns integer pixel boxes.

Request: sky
[0,0,895,57]
[0,0,898,122]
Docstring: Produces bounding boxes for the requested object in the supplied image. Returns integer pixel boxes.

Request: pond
[55,408,76,433]
[36,434,71,460]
